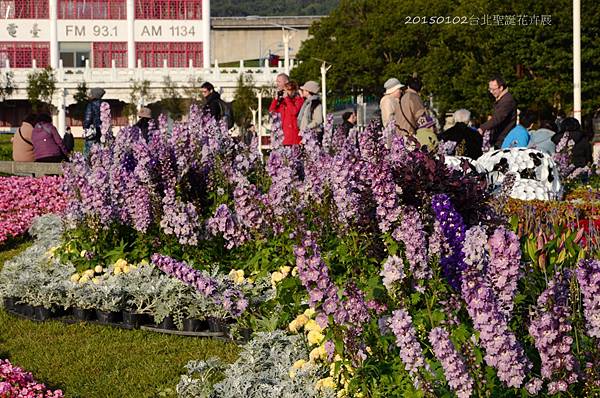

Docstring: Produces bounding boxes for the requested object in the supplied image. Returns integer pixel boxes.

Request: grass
[0,241,240,397]
[0,133,84,161]
[0,238,32,270]
[0,310,240,397]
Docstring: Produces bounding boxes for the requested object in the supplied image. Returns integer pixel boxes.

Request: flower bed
[3,108,600,397]
[0,176,67,246]
[0,359,63,397]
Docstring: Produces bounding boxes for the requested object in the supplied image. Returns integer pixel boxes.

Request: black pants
[37,155,68,163]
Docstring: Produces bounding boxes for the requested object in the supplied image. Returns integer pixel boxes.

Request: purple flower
[432,194,467,290]
[206,204,248,249]
[151,254,247,317]
[461,266,531,387]
[575,259,600,338]
[391,206,431,280]
[529,271,579,389]
[429,327,474,398]
[387,308,426,373]
[487,226,522,319]
[380,255,405,290]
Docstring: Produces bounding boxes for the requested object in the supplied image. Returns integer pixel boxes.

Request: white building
[0,0,317,134]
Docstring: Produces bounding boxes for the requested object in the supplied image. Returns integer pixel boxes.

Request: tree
[232,74,258,129]
[292,0,600,119]
[26,67,56,113]
[161,76,186,121]
[0,70,15,101]
[69,82,89,121]
[123,79,154,120]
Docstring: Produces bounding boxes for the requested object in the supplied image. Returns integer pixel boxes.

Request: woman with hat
[135,107,155,142]
[297,80,323,137]
[379,77,405,147]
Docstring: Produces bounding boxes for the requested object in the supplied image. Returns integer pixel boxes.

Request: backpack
[218,99,234,130]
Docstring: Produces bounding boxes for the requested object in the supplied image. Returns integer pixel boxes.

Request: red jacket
[269,94,304,145]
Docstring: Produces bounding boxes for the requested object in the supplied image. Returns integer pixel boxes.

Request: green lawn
[0,241,240,398]
[0,133,84,161]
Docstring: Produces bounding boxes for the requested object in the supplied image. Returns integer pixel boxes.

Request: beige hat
[300,80,320,94]
[384,78,405,95]
[138,107,151,118]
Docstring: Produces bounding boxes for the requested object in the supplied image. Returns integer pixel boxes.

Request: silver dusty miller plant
[177,331,334,398]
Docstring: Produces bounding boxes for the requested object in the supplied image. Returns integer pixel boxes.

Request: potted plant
[119,266,163,328]
[93,282,124,324]
[153,278,191,331]
[67,281,97,321]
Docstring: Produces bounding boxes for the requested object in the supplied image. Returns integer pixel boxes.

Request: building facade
[0,0,210,69]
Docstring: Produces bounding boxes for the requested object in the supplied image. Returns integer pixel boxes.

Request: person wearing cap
[379,78,404,147]
[135,107,155,142]
[83,87,106,156]
[398,76,427,135]
[297,80,323,138]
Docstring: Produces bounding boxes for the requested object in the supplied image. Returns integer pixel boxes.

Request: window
[135,42,203,67]
[58,0,126,19]
[93,42,127,68]
[135,0,202,20]
[0,42,49,68]
[0,0,49,18]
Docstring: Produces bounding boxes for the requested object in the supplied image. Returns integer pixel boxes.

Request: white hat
[384,78,405,95]
[300,80,320,94]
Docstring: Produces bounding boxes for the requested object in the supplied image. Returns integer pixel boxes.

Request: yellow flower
[114,267,122,275]
[303,308,315,318]
[70,273,80,282]
[288,320,300,333]
[130,264,138,270]
[292,359,307,369]
[80,250,87,258]
[291,267,298,276]
[271,271,284,284]
[139,259,149,266]
[79,275,90,283]
[123,265,130,274]
[92,277,100,285]
[288,369,296,379]
[94,265,103,273]
[307,329,324,346]
[83,269,94,277]
[309,345,326,362]
[47,246,58,258]
[114,258,128,268]
[294,314,309,328]
[228,269,245,284]
[315,377,335,390]
[304,319,322,333]
[280,265,291,275]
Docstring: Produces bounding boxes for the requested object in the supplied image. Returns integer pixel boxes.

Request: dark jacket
[340,120,356,137]
[83,99,102,142]
[439,122,483,160]
[203,91,222,120]
[552,130,593,168]
[135,117,154,142]
[62,131,74,152]
[480,92,517,148]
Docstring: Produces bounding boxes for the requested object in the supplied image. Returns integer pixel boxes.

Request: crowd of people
[10,74,596,171]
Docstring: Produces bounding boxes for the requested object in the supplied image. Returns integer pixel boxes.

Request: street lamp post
[320,61,332,123]
[573,0,581,123]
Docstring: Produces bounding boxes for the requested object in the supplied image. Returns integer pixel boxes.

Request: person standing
[62,126,74,153]
[269,80,304,145]
[297,80,323,136]
[379,77,404,147]
[340,111,357,137]
[478,76,517,148]
[398,75,427,135]
[11,114,37,162]
[83,87,105,156]
[135,107,155,142]
[31,114,69,162]
[200,82,222,121]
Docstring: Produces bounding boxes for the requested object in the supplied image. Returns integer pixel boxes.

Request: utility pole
[320,61,332,123]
